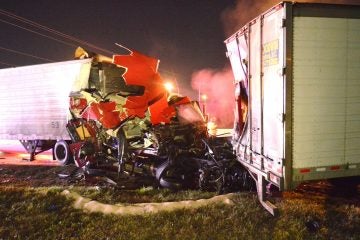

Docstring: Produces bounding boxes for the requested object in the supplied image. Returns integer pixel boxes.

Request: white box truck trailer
[225,2,360,215]
[0,59,92,160]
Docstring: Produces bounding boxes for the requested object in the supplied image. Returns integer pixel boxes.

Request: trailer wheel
[54,140,73,165]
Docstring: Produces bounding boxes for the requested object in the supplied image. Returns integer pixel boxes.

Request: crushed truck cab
[0,47,244,193]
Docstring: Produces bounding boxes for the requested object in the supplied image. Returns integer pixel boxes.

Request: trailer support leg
[257,174,278,216]
[19,140,55,161]
[19,140,40,161]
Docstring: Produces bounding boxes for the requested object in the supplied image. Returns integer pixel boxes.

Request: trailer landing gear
[20,140,55,161]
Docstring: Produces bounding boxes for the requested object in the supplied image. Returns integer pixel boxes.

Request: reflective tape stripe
[330,166,340,171]
[300,168,311,173]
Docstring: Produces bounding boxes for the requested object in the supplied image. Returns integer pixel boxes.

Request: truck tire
[54,140,73,165]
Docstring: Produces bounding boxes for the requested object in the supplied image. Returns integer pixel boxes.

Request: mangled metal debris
[59,47,247,192]
[0,46,247,193]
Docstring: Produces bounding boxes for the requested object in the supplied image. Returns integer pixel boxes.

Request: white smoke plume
[191,66,235,128]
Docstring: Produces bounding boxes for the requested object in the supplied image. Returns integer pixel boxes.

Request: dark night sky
[0,0,237,97]
[1,0,358,100]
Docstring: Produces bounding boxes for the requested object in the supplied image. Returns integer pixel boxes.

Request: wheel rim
[55,144,67,161]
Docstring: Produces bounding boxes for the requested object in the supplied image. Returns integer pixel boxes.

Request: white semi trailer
[0,59,92,161]
[225,1,360,215]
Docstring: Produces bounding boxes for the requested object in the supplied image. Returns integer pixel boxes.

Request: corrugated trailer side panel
[0,59,92,140]
[291,4,360,183]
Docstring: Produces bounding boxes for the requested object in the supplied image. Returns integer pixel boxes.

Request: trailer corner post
[283,1,294,191]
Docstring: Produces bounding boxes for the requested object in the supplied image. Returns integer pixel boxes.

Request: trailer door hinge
[281,113,286,122]
[282,18,286,28]
[282,67,286,76]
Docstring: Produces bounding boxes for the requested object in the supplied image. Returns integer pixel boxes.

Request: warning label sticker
[263,40,279,67]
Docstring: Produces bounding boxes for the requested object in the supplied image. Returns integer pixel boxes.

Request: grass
[0,165,359,240]
[0,187,270,240]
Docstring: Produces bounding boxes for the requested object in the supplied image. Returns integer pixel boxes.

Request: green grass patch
[1,166,359,239]
[0,185,359,240]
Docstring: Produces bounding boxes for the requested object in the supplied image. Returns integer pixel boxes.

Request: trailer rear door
[262,6,285,175]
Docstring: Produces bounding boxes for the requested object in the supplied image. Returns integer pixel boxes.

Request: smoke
[190,0,360,128]
[191,66,235,128]
[221,0,360,36]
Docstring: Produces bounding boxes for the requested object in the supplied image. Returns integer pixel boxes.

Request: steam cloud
[191,67,235,128]
[221,0,360,36]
